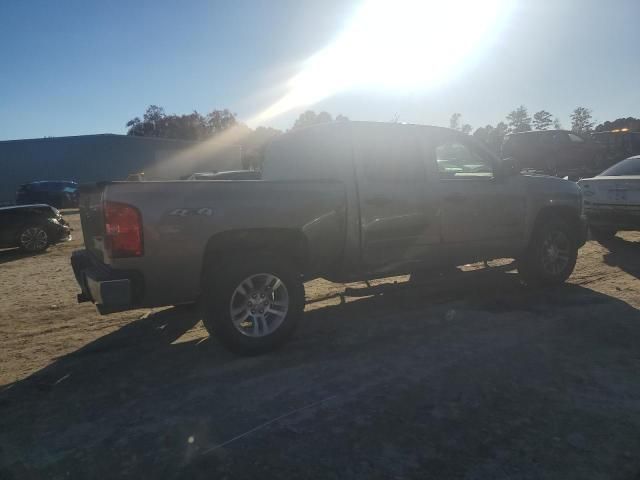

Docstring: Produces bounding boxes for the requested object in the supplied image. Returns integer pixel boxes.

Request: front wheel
[518,217,578,287]
[201,254,304,355]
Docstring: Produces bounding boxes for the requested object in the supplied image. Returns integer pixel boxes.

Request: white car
[578,155,640,240]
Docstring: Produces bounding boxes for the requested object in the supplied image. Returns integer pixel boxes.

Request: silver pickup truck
[72,122,586,354]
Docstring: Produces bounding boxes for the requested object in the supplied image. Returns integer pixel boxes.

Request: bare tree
[449,113,461,130]
[533,110,553,130]
[506,106,532,133]
[570,107,594,133]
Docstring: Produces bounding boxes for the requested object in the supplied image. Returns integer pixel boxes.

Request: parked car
[72,122,586,354]
[16,181,79,209]
[591,130,640,165]
[186,170,261,180]
[502,130,606,179]
[578,155,640,240]
[0,204,71,252]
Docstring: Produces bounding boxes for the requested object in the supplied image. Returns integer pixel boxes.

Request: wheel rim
[20,227,48,251]
[229,273,289,337]
[540,230,571,276]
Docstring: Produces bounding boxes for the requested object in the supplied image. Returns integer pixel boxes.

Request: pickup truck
[72,122,586,354]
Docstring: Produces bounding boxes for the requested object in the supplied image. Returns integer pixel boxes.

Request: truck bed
[78,180,347,308]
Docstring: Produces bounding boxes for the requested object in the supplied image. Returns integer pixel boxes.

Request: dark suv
[502,130,606,179]
[16,181,79,209]
[0,204,71,252]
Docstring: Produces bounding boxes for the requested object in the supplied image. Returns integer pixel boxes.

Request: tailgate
[79,183,108,261]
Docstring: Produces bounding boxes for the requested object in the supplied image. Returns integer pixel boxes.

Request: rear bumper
[71,250,140,314]
[584,203,640,231]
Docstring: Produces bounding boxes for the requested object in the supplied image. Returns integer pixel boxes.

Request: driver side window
[435,141,493,178]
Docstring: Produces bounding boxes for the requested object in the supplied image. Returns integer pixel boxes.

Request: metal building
[0,134,242,204]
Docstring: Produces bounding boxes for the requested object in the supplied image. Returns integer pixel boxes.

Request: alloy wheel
[20,227,48,252]
[229,273,289,337]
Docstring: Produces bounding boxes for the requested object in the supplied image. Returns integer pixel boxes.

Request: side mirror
[499,157,519,177]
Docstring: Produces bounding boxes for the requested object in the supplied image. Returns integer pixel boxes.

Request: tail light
[104,201,143,257]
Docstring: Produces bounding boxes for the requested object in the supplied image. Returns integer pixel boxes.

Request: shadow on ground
[600,235,640,280]
[2,267,640,479]
[0,248,49,265]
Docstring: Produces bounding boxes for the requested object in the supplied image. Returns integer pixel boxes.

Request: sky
[0,0,639,140]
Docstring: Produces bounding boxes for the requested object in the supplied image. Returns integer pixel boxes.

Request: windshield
[599,156,640,176]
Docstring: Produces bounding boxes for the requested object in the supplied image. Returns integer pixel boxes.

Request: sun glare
[253,0,510,124]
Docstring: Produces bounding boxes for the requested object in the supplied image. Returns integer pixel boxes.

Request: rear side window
[435,141,493,177]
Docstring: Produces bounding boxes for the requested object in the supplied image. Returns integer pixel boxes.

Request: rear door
[430,131,527,263]
[353,124,441,273]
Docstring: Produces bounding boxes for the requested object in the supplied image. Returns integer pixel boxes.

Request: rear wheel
[201,254,304,355]
[518,217,578,287]
[18,225,49,253]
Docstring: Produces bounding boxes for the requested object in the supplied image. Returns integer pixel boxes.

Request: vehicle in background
[16,181,79,209]
[126,172,145,182]
[591,129,640,165]
[0,204,71,253]
[578,155,640,241]
[72,122,586,354]
[186,170,261,181]
[502,130,606,180]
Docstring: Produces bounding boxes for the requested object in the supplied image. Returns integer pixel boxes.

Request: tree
[291,110,349,130]
[532,110,553,130]
[449,113,461,130]
[595,117,640,132]
[241,126,283,169]
[206,109,237,135]
[570,107,594,133]
[553,117,562,129]
[126,105,237,140]
[506,106,531,133]
[461,124,472,135]
[474,122,507,153]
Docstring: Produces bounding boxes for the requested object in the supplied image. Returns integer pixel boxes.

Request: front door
[354,124,441,274]
[431,131,527,264]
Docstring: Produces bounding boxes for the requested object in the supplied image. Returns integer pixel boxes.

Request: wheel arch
[530,205,583,245]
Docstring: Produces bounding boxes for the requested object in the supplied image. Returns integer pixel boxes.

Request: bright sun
[253,0,510,123]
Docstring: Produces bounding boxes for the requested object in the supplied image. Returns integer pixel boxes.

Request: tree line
[126,104,638,162]
[125,106,349,169]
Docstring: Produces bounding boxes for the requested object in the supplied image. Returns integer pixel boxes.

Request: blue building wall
[0,134,241,204]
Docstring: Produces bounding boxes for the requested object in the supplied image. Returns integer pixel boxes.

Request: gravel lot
[1,213,639,479]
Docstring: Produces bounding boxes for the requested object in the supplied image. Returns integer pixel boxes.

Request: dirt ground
[1,213,639,479]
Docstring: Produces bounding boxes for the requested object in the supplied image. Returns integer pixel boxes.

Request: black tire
[518,217,578,287]
[590,226,617,243]
[201,253,305,355]
[18,225,49,253]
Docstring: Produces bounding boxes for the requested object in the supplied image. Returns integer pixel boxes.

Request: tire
[18,225,49,253]
[201,253,305,355]
[518,217,578,287]
[590,226,617,243]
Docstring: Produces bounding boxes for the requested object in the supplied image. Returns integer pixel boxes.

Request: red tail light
[104,201,143,257]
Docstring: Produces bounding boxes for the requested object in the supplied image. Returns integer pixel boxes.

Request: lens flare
[252,0,511,123]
